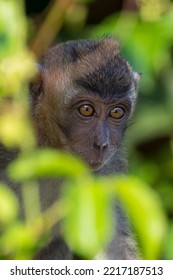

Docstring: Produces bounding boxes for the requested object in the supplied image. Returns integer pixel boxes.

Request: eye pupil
[78,104,94,117]
[110,107,124,119]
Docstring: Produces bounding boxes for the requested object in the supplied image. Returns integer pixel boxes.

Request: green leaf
[113,176,167,259]
[0,0,26,58]
[62,178,113,259]
[164,222,173,259]
[8,149,88,182]
[0,183,18,226]
[0,222,40,259]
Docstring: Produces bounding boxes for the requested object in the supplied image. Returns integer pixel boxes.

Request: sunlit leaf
[0,222,40,259]
[0,0,26,57]
[0,105,35,148]
[0,52,36,96]
[0,0,35,96]
[8,149,89,182]
[63,178,113,258]
[139,0,169,22]
[0,183,18,226]
[65,4,88,31]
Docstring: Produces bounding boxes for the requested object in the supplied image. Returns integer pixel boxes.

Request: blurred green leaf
[0,0,35,96]
[127,106,173,146]
[63,178,113,259]
[0,222,40,259]
[164,222,173,259]
[0,0,26,58]
[8,149,89,182]
[112,176,167,259]
[0,104,35,148]
[0,183,18,226]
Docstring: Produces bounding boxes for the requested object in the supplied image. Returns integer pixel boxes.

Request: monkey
[0,37,140,259]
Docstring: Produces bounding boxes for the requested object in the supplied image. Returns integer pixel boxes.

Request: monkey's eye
[78,104,95,117]
[109,107,125,119]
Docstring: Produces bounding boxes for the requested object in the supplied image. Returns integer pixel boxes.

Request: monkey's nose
[94,135,109,151]
[94,139,108,161]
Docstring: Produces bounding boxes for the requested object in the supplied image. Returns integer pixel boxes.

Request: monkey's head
[30,38,140,171]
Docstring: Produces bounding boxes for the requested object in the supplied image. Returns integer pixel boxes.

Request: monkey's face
[31,38,140,171]
[57,94,132,171]
[32,88,133,171]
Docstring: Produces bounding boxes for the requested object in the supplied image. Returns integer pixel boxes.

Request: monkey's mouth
[88,160,104,170]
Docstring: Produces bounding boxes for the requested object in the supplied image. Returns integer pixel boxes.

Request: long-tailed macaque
[0,37,140,259]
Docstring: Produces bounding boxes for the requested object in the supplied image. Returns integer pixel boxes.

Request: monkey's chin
[89,161,104,171]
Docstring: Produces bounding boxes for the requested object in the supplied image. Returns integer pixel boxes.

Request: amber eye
[110,107,125,119]
[78,104,95,117]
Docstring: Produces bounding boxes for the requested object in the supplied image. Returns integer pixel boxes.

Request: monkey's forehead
[42,38,134,99]
[45,37,119,64]
[74,55,133,99]
[42,38,121,70]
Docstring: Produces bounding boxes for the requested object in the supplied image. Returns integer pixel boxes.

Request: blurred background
[25,0,173,219]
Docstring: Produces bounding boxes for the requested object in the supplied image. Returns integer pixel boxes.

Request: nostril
[102,140,108,149]
[94,139,108,150]
[94,129,109,151]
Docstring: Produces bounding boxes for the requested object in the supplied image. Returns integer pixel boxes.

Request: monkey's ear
[133,72,142,82]
[30,64,44,102]
[133,72,142,88]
